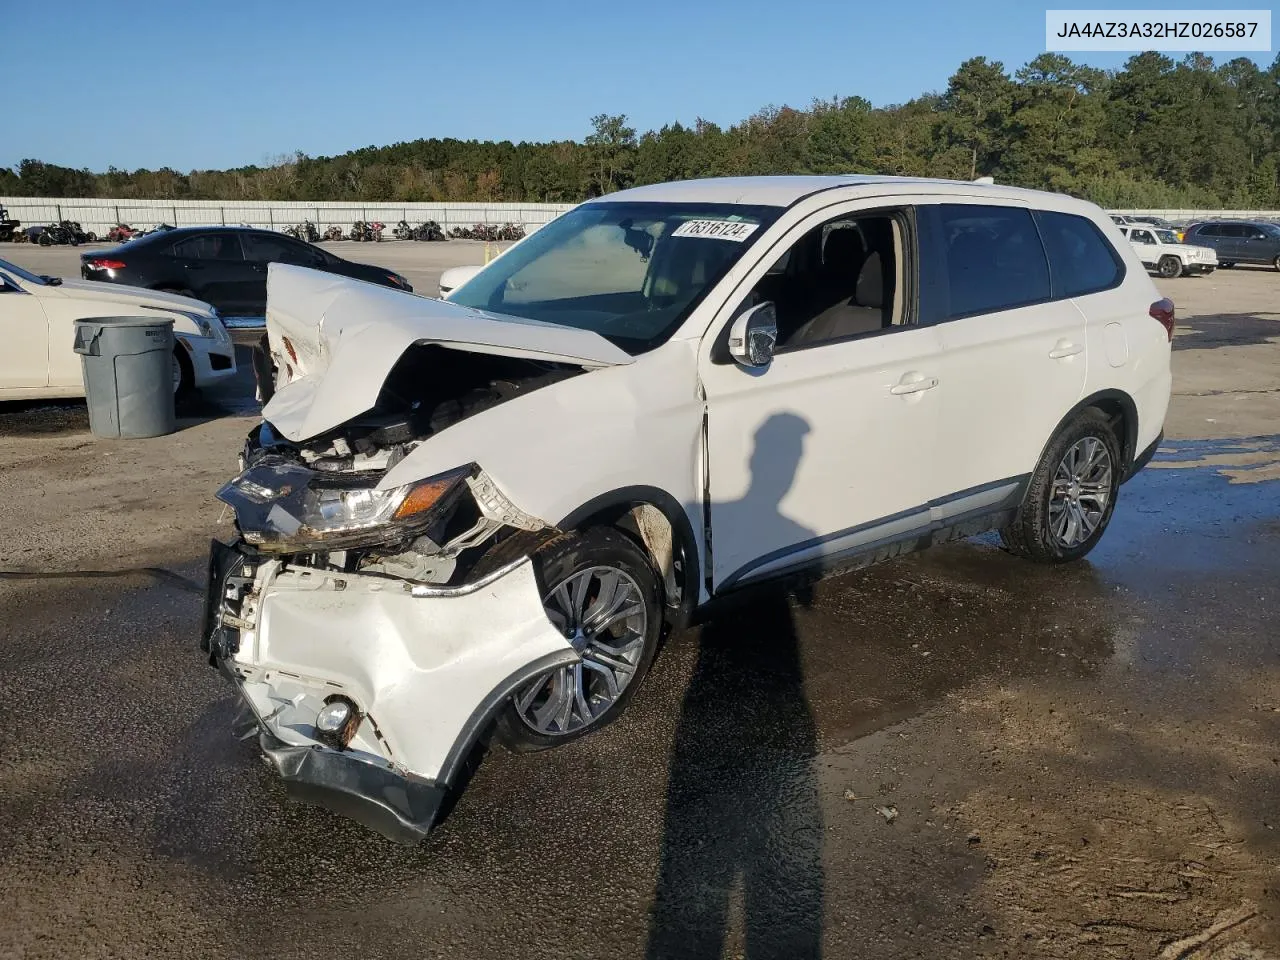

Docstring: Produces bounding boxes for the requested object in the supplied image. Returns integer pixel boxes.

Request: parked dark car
[1182,220,1280,270]
[78,226,413,316]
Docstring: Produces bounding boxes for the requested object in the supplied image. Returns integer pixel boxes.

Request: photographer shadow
[647,412,824,960]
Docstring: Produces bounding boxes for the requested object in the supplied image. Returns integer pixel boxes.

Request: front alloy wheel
[489,527,662,750]
[514,565,648,736]
[1158,255,1181,279]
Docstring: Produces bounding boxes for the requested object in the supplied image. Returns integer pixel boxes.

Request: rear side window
[937,204,1050,318]
[1193,224,1219,237]
[1036,211,1124,298]
[170,234,243,260]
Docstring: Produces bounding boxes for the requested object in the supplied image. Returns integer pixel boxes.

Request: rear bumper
[203,538,576,843]
[1125,430,1163,482]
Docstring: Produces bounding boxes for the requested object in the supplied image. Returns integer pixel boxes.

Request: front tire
[1158,255,1181,279]
[482,527,663,751]
[172,347,194,399]
[1000,408,1121,564]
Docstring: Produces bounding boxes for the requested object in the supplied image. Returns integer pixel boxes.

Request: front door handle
[1049,340,1084,359]
[889,373,939,396]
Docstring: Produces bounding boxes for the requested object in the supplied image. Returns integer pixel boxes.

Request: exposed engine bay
[226,345,582,588]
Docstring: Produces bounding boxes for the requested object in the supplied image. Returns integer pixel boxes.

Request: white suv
[206,176,1172,842]
[1120,224,1217,278]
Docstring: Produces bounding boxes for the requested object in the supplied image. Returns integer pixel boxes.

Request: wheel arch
[1040,389,1138,475]
[557,485,700,631]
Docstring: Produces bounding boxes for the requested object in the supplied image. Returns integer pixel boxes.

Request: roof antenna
[973,176,995,185]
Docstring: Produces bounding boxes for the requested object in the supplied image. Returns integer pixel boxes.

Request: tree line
[5,52,1279,210]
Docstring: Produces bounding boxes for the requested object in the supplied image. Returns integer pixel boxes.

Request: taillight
[88,258,126,270]
[1149,298,1175,341]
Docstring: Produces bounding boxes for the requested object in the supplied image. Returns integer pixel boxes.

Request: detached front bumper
[203,538,577,843]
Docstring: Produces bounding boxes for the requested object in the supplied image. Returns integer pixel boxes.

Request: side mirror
[728,302,777,368]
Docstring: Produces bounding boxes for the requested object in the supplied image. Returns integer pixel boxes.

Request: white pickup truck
[1120,225,1217,278]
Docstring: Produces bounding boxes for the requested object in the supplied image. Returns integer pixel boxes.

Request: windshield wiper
[41,275,62,286]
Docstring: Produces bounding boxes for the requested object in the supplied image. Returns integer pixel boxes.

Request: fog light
[314,695,361,750]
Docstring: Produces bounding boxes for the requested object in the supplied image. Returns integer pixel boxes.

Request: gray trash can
[72,317,176,439]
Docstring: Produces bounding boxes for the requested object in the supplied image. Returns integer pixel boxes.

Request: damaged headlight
[217,456,471,552]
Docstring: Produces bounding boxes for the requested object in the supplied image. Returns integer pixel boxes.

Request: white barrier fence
[3,197,1278,238]
[0,198,577,236]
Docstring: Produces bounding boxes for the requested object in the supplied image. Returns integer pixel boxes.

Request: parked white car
[208,176,1172,842]
[1119,225,1217,278]
[0,258,236,399]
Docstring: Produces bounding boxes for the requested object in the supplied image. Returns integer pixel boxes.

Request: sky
[7,0,1275,173]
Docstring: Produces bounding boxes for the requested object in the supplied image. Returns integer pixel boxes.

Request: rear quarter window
[1034,210,1124,298]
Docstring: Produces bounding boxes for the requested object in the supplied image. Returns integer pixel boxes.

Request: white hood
[45,278,216,315]
[261,264,634,442]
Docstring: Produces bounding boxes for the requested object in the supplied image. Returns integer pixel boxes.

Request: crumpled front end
[204,538,577,843]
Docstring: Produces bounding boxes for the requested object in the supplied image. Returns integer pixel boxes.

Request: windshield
[0,258,51,286]
[1155,230,1179,244]
[448,201,781,354]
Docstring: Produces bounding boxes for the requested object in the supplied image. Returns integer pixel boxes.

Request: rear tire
[477,527,663,752]
[1000,408,1121,564]
[1158,255,1180,279]
[1273,255,1280,272]
[1221,261,1235,268]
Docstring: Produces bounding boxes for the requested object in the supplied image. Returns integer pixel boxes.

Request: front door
[0,277,51,391]
[167,232,257,314]
[699,204,945,591]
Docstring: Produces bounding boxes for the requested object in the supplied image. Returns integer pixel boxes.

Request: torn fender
[261,264,634,442]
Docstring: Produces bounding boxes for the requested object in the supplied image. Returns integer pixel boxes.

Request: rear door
[1126,227,1159,267]
[169,233,256,314]
[921,202,1086,509]
[0,273,51,391]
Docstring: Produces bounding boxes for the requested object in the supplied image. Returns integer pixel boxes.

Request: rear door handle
[1049,340,1084,359]
[889,373,939,396]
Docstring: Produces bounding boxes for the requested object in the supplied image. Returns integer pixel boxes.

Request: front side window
[1154,230,1179,244]
[171,234,243,261]
[937,204,1050,318]
[1129,229,1155,245]
[448,202,780,354]
[737,212,908,350]
[243,233,314,264]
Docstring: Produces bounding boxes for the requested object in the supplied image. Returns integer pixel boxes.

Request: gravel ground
[0,244,1278,959]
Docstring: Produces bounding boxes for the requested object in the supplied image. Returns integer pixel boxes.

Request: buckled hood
[261,264,634,442]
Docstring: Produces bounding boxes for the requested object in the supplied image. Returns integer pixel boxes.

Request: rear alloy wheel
[1158,255,1181,279]
[1273,255,1280,272]
[489,528,662,750]
[1000,408,1121,564]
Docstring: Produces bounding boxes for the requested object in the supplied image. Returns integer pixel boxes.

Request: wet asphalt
[2,430,1278,958]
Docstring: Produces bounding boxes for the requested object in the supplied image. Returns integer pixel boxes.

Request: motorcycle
[349,220,370,241]
[0,207,19,243]
[38,222,78,246]
[323,225,345,241]
[370,220,385,242]
[412,220,446,241]
[393,219,413,241]
[107,224,135,244]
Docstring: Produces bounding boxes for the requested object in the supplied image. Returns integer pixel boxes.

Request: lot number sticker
[671,219,760,242]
